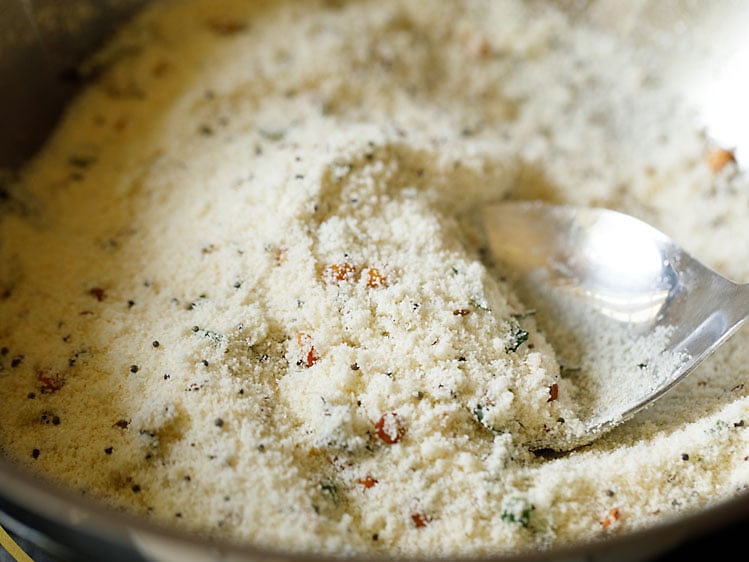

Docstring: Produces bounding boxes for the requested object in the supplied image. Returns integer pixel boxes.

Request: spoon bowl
[482,201,749,450]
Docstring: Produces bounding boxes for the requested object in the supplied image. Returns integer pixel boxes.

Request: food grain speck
[89,287,106,301]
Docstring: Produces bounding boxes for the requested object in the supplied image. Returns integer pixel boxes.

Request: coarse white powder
[1,0,748,558]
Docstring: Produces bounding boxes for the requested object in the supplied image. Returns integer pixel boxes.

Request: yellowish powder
[1,0,748,558]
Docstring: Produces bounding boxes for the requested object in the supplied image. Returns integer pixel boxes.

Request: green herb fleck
[505,326,529,352]
[199,328,226,346]
[500,497,534,528]
[473,404,485,423]
[470,299,491,312]
[472,403,503,434]
[320,479,338,502]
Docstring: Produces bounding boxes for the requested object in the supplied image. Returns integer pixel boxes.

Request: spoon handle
[731,282,749,330]
[670,279,749,378]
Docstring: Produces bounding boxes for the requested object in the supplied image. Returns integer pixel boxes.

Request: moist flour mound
[1,0,748,558]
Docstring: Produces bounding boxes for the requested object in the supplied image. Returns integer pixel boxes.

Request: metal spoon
[481,200,749,450]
